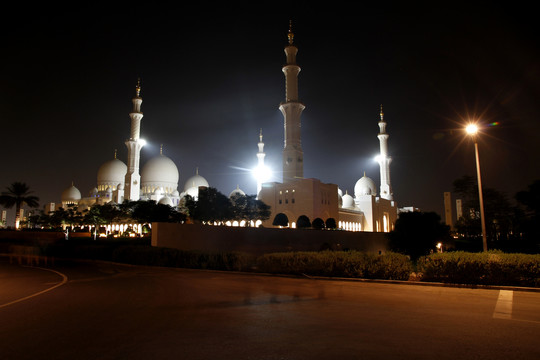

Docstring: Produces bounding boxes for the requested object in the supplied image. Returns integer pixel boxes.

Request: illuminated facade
[258,24,398,232]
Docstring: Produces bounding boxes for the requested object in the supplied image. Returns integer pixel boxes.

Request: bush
[417,251,540,287]
[255,251,412,280]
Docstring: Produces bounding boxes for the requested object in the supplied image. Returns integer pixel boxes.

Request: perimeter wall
[152,223,389,255]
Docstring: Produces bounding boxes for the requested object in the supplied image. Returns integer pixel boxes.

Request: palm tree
[0,182,40,229]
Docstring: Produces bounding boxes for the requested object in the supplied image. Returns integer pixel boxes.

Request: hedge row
[41,240,255,272]
[255,251,412,280]
[417,251,540,287]
[4,238,540,286]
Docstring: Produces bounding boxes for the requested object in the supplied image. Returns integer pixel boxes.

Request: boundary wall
[152,223,389,255]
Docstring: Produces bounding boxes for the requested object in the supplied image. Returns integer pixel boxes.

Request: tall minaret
[377,105,393,200]
[279,21,305,183]
[256,128,266,197]
[124,78,145,201]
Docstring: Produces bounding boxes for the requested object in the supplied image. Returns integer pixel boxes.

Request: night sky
[2,4,539,223]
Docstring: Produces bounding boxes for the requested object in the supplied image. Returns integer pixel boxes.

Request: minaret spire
[124,78,145,201]
[377,104,393,200]
[280,21,305,182]
[288,20,294,45]
[256,129,267,197]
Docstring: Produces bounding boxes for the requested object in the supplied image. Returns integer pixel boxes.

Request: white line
[493,290,513,319]
[0,267,68,309]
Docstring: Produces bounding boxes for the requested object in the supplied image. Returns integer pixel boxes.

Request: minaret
[256,129,266,197]
[279,21,305,183]
[124,78,145,201]
[377,105,393,200]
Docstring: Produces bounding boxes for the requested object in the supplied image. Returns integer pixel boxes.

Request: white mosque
[58,79,209,211]
[57,23,398,233]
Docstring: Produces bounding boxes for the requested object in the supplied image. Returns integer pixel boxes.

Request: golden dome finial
[114,149,117,159]
[136,78,141,97]
[160,144,163,155]
[380,104,384,121]
[288,20,294,45]
[259,128,263,142]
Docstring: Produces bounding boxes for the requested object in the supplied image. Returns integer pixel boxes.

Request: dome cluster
[337,173,378,211]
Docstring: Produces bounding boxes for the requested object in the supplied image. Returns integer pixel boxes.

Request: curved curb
[0,266,68,309]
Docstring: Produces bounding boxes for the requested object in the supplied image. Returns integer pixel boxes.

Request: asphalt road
[1,258,539,360]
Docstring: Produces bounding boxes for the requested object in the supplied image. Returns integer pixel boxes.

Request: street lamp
[465,123,488,251]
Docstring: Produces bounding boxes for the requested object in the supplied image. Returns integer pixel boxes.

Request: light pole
[466,124,488,252]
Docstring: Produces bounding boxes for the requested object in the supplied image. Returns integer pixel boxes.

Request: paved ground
[1,258,539,359]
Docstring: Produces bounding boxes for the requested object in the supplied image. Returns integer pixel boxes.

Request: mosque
[56,24,398,233]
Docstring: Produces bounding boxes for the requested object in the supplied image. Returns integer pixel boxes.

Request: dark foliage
[296,215,311,228]
[389,211,451,260]
[272,213,289,226]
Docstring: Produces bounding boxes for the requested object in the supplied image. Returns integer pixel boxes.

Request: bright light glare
[253,165,271,182]
[139,138,147,146]
[466,124,478,135]
[374,155,381,163]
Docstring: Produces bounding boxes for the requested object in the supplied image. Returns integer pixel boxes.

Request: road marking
[0,266,68,309]
[493,290,513,319]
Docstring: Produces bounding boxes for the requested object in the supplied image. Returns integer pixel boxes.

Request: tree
[452,175,515,248]
[0,182,40,229]
[272,213,289,227]
[325,218,337,229]
[312,217,325,230]
[187,187,233,224]
[389,211,451,260]
[230,194,271,226]
[515,179,540,252]
[82,205,108,239]
[130,200,185,224]
[296,215,311,229]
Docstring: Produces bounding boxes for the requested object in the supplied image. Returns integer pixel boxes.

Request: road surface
[1,258,539,359]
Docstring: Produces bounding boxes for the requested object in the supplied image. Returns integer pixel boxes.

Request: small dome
[97,158,127,187]
[61,184,82,202]
[229,185,245,198]
[342,192,355,208]
[354,175,377,197]
[158,196,173,206]
[118,184,124,191]
[172,190,180,197]
[183,170,209,192]
[141,154,179,189]
[183,168,209,199]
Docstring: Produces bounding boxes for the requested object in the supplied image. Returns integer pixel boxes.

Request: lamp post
[466,124,488,252]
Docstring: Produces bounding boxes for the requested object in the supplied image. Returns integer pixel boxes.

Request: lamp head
[466,124,478,135]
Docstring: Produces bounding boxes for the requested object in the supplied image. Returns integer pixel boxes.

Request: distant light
[253,165,272,182]
[466,124,478,135]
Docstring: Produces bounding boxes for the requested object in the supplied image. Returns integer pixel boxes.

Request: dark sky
[2,4,539,221]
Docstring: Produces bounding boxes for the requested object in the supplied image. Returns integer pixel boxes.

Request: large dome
[61,184,82,202]
[97,158,127,188]
[141,154,179,190]
[354,175,377,197]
